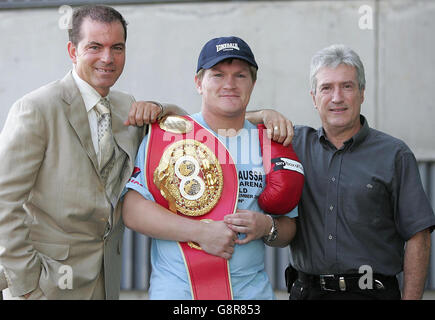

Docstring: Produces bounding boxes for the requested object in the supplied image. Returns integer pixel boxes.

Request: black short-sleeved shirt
[290,115,435,276]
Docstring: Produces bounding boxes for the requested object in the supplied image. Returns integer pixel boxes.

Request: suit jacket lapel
[110,97,138,169]
[60,72,99,171]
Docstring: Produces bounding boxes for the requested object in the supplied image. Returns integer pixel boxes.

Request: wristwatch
[264,215,278,242]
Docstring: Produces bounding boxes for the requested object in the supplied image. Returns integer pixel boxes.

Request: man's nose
[223,76,236,89]
[331,87,344,104]
[100,48,114,64]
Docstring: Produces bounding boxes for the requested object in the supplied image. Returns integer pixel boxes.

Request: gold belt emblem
[153,139,223,216]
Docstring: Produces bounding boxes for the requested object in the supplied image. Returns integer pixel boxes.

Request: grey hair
[310,44,366,94]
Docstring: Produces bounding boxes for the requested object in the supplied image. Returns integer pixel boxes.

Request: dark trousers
[288,270,401,300]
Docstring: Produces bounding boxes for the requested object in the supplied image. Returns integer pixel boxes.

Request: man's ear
[310,90,317,109]
[67,41,77,64]
[194,75,202,95]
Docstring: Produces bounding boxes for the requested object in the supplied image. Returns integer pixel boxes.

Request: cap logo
[216,43,240,53]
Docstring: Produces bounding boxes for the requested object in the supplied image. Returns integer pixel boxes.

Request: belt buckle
[319,275,336,291]
[339,276,346,291]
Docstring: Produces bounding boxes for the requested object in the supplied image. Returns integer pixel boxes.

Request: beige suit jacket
[0,72,142,299]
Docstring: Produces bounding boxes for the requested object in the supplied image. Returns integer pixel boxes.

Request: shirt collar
[193,112,254,139]
[350,115,370,149]
[71,68,110,112]
[317,115,370,151]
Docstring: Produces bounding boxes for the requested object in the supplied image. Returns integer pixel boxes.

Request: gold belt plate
[153,139,223,216]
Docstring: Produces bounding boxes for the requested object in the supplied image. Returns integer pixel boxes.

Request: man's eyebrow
[342,80,356,85]
[85,41,103,47]
[318,82,331,87]
[319,80,356,87]
[210,66,222,72]
[84,41,125,47]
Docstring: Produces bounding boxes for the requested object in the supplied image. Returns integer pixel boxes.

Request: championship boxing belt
[257,124,304,214]
[144,115,238,300]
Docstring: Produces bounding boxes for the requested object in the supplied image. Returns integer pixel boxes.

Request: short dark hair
[68,5,128,46]
[196,58,258,82]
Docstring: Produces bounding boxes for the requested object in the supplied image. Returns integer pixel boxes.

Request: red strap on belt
[145,115,238,300]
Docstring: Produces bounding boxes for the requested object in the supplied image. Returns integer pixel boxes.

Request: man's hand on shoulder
[124,101,163,127]
[125,102,189,127]
[246,109,294,146]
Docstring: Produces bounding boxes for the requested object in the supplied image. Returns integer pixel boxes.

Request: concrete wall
[0,0,434,160]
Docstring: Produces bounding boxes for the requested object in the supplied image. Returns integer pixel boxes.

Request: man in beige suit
[0,5,170,299]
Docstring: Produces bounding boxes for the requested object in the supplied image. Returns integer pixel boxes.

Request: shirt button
[328,234,333,240]
[329,205,334,211]
[331,177,336,182]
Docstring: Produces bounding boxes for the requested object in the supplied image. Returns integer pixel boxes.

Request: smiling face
[311,64,365,136]
[67,18,126,96]
[195,59,255,119]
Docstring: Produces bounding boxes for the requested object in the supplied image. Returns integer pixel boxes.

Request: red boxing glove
[257,124,304,214]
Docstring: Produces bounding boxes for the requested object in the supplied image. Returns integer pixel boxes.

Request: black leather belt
[297,271,397,292]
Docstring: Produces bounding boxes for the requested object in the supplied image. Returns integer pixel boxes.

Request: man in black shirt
[285,44,435,300]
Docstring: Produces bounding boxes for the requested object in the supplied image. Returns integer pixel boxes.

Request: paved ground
[423,290,435,300]
[120,290,435,300]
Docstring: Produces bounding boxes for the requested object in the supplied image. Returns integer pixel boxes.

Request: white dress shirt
[71,68,110,155]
